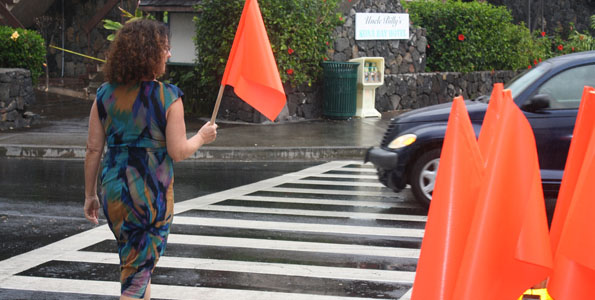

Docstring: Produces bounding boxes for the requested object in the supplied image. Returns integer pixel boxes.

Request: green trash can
[321,61,359,119]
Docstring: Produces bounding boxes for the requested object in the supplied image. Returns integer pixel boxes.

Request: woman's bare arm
[84,101,105,225]
[166,98,217,162]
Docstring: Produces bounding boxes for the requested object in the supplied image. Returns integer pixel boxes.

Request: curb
[0,144,368,162]
[36,86,95,101]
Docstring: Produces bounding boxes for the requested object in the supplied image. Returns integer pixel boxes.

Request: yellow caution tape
[49,45,106,63]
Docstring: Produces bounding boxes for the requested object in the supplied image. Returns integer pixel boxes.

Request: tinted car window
[507,65,548,100]
[536,64,595,109]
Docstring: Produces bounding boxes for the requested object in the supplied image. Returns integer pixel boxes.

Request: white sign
[355,13,409,40]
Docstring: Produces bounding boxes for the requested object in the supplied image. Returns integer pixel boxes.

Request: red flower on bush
[528,65,532,69]
[541,31,546,37]
[534,59,538,65]
[286,69,294,75]
[557,44,564,51]
[572,47,575,52]
[458,34,465,41]
[539,58,542,62]
[287,48,294,55]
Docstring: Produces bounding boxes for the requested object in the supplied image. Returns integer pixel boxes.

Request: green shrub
[404,0,545,72]
[191,0,342,114]
[103,7,157,41]
[0,26,46,84]
[541,23,595,56]
[566,30,595,52]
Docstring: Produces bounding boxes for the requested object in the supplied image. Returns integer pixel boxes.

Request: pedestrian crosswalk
[0,161,427,299]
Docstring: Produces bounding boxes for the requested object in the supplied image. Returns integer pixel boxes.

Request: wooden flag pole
[210,85,225,124]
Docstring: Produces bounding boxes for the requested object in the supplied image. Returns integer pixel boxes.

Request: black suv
[365,51,595,206]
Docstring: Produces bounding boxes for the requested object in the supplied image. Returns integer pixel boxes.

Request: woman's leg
[119,266,152,300]
[144,281,151,300]
[119,281,150,300]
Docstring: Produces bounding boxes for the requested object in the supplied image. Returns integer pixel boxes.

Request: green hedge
[542,23,595,57]
[404,0,546,72]
[0,26,46,84]
[189,0,342,114]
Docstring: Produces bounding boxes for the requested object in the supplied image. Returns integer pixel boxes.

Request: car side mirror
[521,94,552,113]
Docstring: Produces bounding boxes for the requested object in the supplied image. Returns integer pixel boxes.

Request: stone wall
[377,70,519,111]
[219,83,322,123]
[0,69,37,130]
[487,0,595,34]
[220,69,520,122]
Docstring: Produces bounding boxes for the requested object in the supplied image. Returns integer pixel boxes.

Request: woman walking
[83,19,217,299]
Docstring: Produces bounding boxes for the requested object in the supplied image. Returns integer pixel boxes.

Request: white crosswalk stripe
[173,216,425,238]
[234,194,420,209]
[263,186,400,197]
[293,179,387,187]
[196,204,427,221]
[0,161,424,299]
[62,251,414,283]
[166,234,420,258]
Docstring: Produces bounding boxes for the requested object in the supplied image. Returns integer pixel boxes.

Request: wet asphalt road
[0,159,424,299]
[0,159,321,261]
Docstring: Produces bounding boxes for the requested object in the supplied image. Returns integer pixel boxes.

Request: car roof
[545,50,595,65]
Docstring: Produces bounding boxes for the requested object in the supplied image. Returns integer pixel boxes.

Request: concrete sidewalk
[0,90,393,161]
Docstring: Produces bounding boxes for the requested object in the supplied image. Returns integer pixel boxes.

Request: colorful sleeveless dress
[96,81,182,298]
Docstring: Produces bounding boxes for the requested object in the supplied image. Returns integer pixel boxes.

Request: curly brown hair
[104,19,169,84]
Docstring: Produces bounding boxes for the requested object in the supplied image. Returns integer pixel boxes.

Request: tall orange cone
[549,86,595,252]
[411,97,484,300]
[452,90,552,300]
[478,83,503,161]
[548,89,595,299]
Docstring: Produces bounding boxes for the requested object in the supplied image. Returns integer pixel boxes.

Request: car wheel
[410,148,441,207]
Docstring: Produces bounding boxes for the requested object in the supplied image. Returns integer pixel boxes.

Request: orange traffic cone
[478,83,503,161]
[452,90,552,300]
[549,86,595,252]
[548,89,595,300]
[411,97,484,300]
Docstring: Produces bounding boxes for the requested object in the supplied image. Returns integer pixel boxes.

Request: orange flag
[220,0,286,121]
[549,86,595,252]
[547,89,595,299]
[452,90,552,300]
[411,97,484,300]
[478,83,503,161]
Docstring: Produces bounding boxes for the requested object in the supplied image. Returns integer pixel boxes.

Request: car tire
[409,148,441,207]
